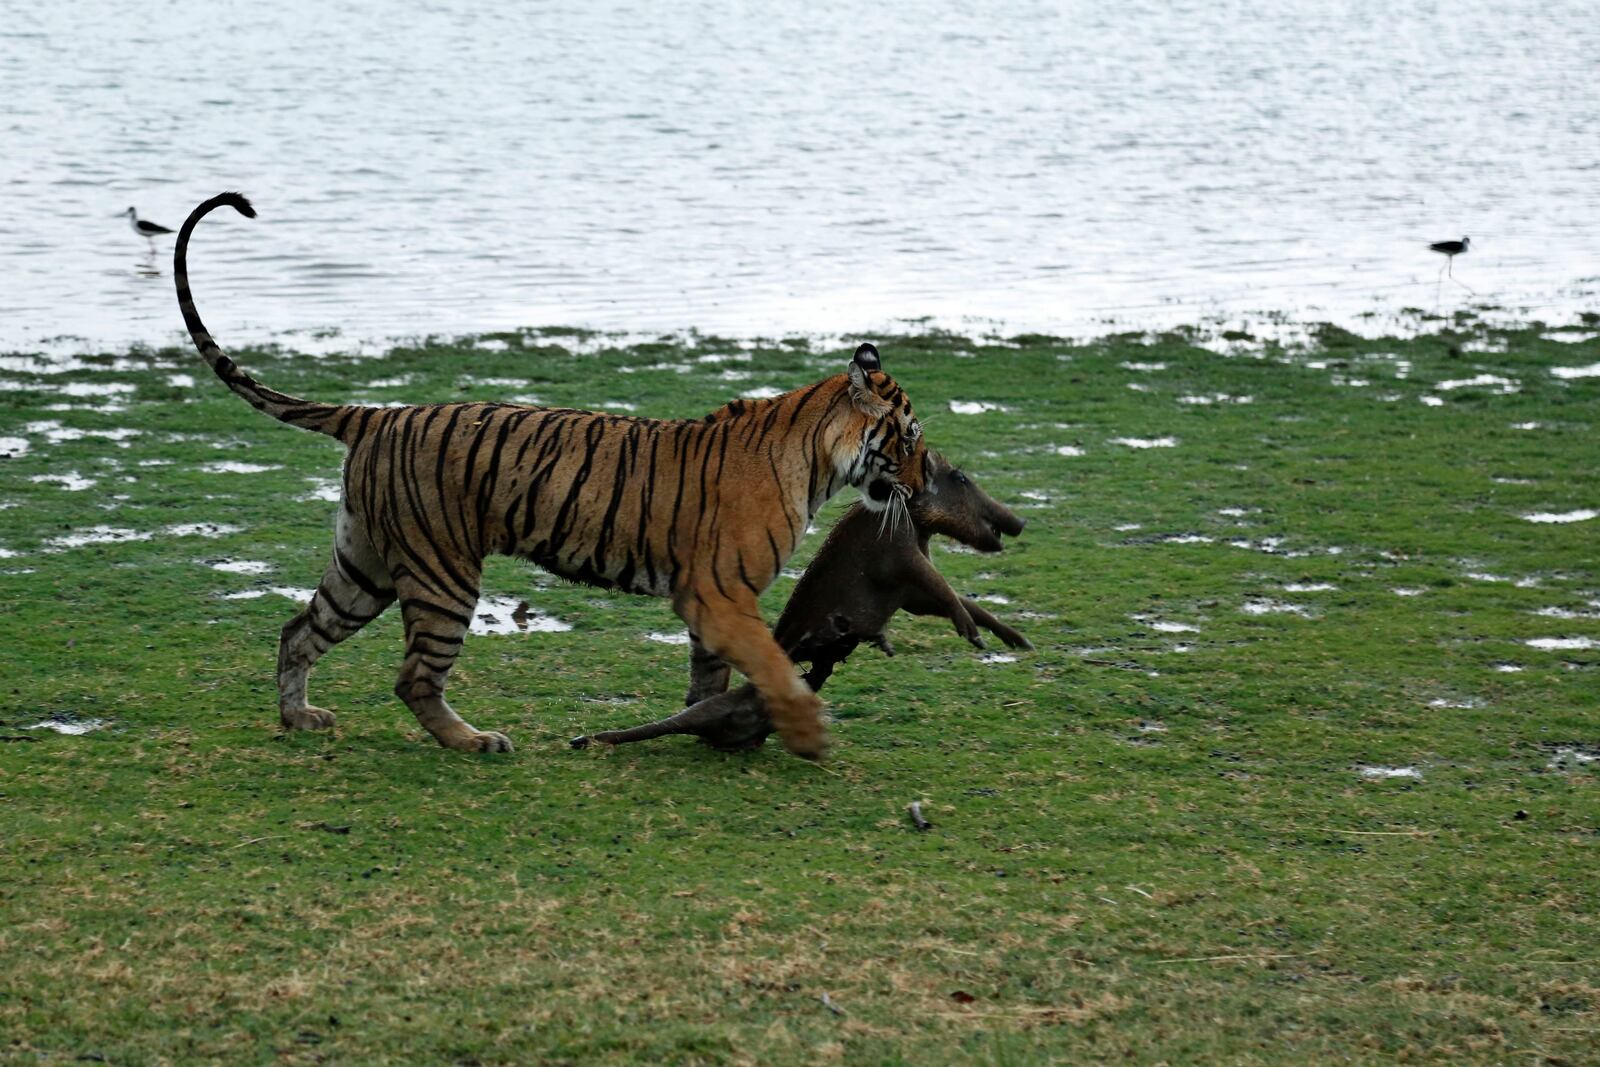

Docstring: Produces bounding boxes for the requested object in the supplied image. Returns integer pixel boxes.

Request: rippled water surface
[2,0,1597,349]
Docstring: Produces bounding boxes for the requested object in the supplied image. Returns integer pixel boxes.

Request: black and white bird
[1428,235,1473,295]
[1428,235,1469,274]
[120,207,174,249]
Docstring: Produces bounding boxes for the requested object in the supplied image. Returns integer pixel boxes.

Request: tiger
[173,192,927,761]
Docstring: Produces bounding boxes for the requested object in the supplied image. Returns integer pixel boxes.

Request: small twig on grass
[224,834,290,851]
[1125,885,1154,899]
[820,992,846,1017]
[1156,952,1310,964]
[908,802,932,831]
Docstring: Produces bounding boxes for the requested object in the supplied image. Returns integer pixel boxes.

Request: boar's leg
[897,554,984,648]
[958,596,1033,650]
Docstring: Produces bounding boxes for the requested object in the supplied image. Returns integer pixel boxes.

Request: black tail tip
[218,191,256,219]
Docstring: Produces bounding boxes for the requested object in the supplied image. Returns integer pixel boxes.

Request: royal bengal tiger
[174,192,927,760]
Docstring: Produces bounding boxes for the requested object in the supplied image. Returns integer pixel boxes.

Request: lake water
[2,0,1596,352]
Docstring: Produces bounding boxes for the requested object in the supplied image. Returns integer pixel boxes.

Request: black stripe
[335,548,390,599]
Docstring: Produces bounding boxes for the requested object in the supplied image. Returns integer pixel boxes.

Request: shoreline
[4,302,1598,368]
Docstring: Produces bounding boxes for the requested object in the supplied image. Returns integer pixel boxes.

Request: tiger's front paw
[281,706,337,731]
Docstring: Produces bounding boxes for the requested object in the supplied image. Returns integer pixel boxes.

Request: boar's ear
[852,342,881,371]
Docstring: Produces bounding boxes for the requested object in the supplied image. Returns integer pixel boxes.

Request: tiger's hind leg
[278,508,397,731]
[391,572,513,753]
[685,633,733,705]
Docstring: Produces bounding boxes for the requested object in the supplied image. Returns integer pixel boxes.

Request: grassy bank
[2,318,1597,1064]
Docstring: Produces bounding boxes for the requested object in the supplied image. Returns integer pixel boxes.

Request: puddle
[166,373,195,388]
[696,352,753,364]
[300,477,342,503]
[949,401,1012,415]
[1547,746,1599,770]
[21,420,141,444]
[1545,332,1600,344]
[1119,361,1166,372]
[717,369,753,381]
[1521,509,1598,524]
[1162,534,1214,545]
[1284,582,1337,592]
[0,546,19,559]
[1532,606,1600,620]
[1359,765,1422,780]
[458,376,534,389]
[1526,637,1599,651]
[1055,445,1086,457]
[1241,598,1313,617]
[1110,436,1178,449]
[1330,375,1370,387]
[617,361,695,374]
[1177,393,1252,405]
[23,717,108,736]
[44,526,152,549]
[0,436,32,458]
[1463,571,1511,583]
[165,523,242,539]
[222,586,317,603]
[474,339,510,353]
[198,461,283,475]
[976,594,1011,605]
[590,400,639,411]
[1428,697,1483,709]
[363,375,413,388]
[210,560,273,575]
[980,652,1017,664]
[645,631,691,645]
[1419,396,1444,407]
[1113,523,1142,532]
[742,386,784,400]
[1436,374,1519,393]
[57,382,136,398]
[1226,536,1287,554]
[1147,620,1199,634]
[29,472,96,491]
[1550,361,1600,379]
[1217,507,1249,517]
[1391,587,1427,597]
[1019,490,1050,503]
[1137,720,1167,733]
[470,595,573,636]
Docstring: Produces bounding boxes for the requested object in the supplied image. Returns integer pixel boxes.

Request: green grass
[1,319,1597,1064]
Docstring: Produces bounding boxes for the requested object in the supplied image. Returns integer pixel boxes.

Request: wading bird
[120,207,173,250]
[1429,235,1473,296]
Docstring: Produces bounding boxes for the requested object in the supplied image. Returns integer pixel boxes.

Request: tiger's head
[843,342,927,513]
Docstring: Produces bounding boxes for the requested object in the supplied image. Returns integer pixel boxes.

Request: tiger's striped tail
[174,192,349,439]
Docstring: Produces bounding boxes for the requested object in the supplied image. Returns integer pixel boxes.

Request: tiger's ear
[847,360,891,414]
[852,342,881,371]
